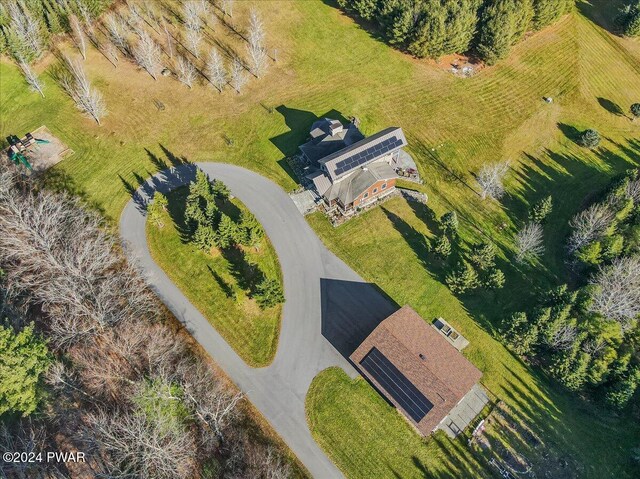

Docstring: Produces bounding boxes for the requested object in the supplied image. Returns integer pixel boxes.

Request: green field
[1,0,640,477]
[146,188,282,367]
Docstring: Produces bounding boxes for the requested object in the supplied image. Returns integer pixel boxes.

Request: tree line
[503,169,640,409]
[0,166,293,478]
[337,0,573,64]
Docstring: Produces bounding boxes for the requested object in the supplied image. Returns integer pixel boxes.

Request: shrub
[631,102,640,120]
[578,129,601,148]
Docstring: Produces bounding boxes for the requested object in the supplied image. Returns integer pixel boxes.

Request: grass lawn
[1,0,640,477]
[147,188,282,367]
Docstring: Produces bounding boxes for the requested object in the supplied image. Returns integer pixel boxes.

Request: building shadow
[270,106,350,182]
[597,97,625,117]
[320,278,398,359]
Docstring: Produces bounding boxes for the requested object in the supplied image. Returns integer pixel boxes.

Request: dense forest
[337,0,574,64]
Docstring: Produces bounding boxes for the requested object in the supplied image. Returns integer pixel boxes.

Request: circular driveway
[119,163,396,478]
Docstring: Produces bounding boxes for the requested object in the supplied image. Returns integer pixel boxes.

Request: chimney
[329,121,343,136]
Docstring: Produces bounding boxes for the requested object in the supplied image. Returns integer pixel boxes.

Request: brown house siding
[353,178,396,207]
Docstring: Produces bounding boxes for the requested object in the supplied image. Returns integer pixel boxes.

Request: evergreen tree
[433,234,451,258]
[254,278,284,308]
[549,349,591,391]
[193,224,217,252]
[502,311,538,355]
[579,129,601,148]
[0,323,51,416]
[440,211,459,236]
[631,103,640,120]
[575,241,602,266]
[619,1,640,36]
[238,210,264,249]
[445,260,478,294]
[213,179,230,202]
[408,0,481,59]
[484,267,505,289]
[147,192,168,228]
[529,195,553,223]
[468,241,496,270]
[216,214,237,249]
[604,366,639,409]
[532,0,572,30]
[476,0,534,65]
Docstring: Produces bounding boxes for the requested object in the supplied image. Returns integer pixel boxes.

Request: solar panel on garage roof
[360,347,434,423]
[333,136,403,174]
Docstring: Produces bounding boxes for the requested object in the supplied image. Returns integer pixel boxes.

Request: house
[299,118,414,214]
[349,306,489,438]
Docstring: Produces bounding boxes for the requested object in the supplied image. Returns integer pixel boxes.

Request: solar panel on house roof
[360,347,434,423]
[333,135,403,174]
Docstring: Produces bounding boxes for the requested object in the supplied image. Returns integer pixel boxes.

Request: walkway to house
[119,163,396,478]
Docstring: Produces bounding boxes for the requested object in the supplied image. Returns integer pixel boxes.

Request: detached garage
[350,306,489,437]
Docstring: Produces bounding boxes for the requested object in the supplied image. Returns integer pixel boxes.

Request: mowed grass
[1,0,640,477]
[307,196,640,479]
[146,188,282,367]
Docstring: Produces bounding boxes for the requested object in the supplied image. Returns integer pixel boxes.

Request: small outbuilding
[350,306,488,437]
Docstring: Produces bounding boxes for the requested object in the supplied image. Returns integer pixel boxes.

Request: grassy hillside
[1,0,639,477]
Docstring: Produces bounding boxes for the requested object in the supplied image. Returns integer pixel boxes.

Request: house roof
[319,127,408,181]
[326,161,397,205]
[349,306,482,435]
[299,119,364,166]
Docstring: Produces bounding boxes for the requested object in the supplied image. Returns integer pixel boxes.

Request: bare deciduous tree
[176,55,197,88]
[206,47,226,92]
[222,0,235,18]
[185,28,203,58]
[567,203,615,254]
[86,408,197,479]
[248,8,265,48]
[163,19,174,59]
[515,222,544,262]
[6,1,44,60]
[19,61,44,97]
[246,9,268,78]
[544,322,578,351]
[183,0,202,32]
[476,161,510,200]
[0,176,158,348]
[59,57,107,125]
[69,14,87,60]
[589,256,640,329]
[105,14,129,54]
[132,29,163,80]
[582,337,606,356]
[77,1,98,45]
[625,178,640,204]
[230,56,248,94]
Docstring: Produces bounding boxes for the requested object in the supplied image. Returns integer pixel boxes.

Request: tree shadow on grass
[43,168,107,218]
[207,265,235,299]
[557,122,582,145]
[597,97,625,117]
[223,246,265,297]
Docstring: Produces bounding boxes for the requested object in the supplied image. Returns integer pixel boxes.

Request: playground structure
[2,126,70,173]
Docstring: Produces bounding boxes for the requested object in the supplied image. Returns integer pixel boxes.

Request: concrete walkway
[119,163,396,479]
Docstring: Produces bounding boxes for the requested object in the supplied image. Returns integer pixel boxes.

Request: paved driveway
[119,163,396,478]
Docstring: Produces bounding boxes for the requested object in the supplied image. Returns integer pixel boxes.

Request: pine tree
[216,214,237,249]
[502,311,538,355]
[532,0,572,30]
[254,278,284,308]
[476,0,534,65]
[0,323,51,416]
[529,195,553,223]
[604,366,639,409]
[238,210,264,249]
[484,267,505,289]
[440,211,459,236]
[579,129,601,148]
[433,235,451,258]
[147,192,168,228]
[445,260,478,294]
[469,242,496,271]
[213,179,230,202]
[193,224,217,252]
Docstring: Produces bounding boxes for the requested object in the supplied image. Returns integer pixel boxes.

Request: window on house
[373,188,378,194]
[381,183,387,189]
[363,193,369,199]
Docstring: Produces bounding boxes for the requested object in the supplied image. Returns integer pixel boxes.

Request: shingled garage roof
[349,306,482,436]
[319,127,408,181]
[326,161,398,205]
